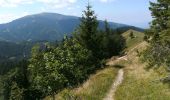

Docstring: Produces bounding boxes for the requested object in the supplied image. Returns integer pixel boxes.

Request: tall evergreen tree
[146,0,170,43]
[77,2,99,56]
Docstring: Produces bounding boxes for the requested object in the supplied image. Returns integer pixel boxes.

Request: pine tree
[129,31,134,39]
[98,20,125,59]
[77,3,99,55]
[147,0,170,43]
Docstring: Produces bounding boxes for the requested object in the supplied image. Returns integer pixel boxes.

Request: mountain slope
[122,29,145,51]
[0,13,141,42]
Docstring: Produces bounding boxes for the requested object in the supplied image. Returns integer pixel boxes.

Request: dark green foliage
[145,0,170,43]
[0,61,18,75]
[76,6,125,59]
[97,21,125,59]
[129,31,134,39]
[9,82,24,100]
[0,41,50,76]
[77,4,99,57]
[142,0,170,69]
[0,41,32,63]
[2,60,40,100]
[28,37,96,97]
[29,44,67,97]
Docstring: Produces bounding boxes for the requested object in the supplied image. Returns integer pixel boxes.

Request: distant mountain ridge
[0,13,143,42]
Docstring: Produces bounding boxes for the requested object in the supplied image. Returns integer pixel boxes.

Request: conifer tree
[146,0,170,43]
[129,31,134,39]
[78,2,99,56]
[98,20,125,59]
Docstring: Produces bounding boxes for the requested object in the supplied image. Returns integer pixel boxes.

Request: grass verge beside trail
[114,43,170,100]
[115,71,170,100]
[45,67,118,100]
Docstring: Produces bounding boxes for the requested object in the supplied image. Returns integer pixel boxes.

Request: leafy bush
[28,37,96,97]
[141,43,170,70]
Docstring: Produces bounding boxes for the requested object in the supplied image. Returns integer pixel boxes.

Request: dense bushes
[28,37,96,98]
[2,60,37,100]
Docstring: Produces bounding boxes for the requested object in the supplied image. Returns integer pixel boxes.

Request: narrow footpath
[103,69,124,100]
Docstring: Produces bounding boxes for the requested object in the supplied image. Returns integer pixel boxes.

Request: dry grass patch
[114,42,170,100]
[115,69,170,100]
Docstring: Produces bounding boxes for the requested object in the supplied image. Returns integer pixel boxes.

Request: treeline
[2,4,125,100]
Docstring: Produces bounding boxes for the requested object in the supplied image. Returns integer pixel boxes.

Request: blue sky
[0,0,155,28]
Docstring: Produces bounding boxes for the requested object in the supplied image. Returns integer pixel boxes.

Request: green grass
[115,71,170,100]
[45,67,118,100]
[114,42,170,100]
[122,29,145,51]
[74,67,118,100]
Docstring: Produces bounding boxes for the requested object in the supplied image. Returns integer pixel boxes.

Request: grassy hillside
[122,29,145,51]
[114,42,170,100]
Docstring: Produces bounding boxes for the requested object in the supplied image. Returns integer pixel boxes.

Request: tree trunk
[52,93,55,100]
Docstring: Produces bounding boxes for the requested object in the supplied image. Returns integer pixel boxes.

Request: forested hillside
[0,41,31,61]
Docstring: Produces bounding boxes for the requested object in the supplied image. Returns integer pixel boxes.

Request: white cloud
[0,0,77,8]
[0,0,33,7]
[0,12,29,24]
[0,0,116,8]
[0,14,15,22]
